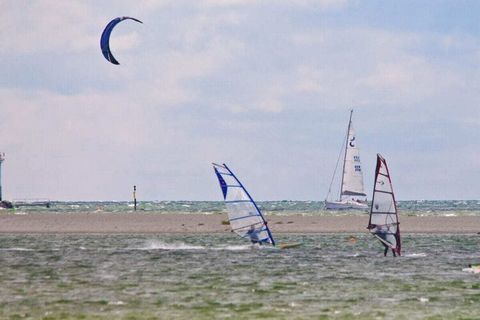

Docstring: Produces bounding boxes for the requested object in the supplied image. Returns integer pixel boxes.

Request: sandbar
[0,213,479,234]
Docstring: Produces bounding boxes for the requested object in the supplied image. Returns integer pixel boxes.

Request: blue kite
[100,16,143,65]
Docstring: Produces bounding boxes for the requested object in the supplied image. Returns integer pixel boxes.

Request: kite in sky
[100,16,143,65]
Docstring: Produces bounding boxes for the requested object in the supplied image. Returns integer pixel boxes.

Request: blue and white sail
[367,154,401,256]
[212,163,275,246]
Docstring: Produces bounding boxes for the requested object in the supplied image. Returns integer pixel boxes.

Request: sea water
[0,233,479,319]
[11,200,480,216]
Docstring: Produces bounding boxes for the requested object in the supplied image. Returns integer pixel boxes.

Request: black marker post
[133,185,137,211]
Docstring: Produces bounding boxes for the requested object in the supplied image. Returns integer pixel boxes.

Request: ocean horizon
[7,200,480,217]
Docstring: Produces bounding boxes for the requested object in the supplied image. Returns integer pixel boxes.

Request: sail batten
[225,199,252,203]
[373,190,394,195]
[213,163,275,246]
[341,190,367,196]
[233,223,264,232]
[368,154,401,256]
[229,214,262,222]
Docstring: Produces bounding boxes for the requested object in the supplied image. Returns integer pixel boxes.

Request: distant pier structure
[0,153,13,208]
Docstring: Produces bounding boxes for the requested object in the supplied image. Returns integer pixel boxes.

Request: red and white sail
[367,154,401,255]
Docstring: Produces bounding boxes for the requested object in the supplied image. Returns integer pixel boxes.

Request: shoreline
[0,213,479,234]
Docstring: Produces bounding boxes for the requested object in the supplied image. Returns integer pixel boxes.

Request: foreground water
[0,234,479,319]
[11,200,480,216]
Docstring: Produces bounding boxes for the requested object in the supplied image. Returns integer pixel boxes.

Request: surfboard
[278,242,303,249]
[463,267,480,274]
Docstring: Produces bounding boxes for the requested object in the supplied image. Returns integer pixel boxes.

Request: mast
[367,155,380,228]
[385,156,401,256]
[339,109,353,201]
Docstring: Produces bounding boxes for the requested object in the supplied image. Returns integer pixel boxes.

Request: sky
[0,0,479,201]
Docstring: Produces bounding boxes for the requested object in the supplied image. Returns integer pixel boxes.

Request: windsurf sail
[367,154,401,256]
[212,163,275,246]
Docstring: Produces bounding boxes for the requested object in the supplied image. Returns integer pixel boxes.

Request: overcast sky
[0,1,479,201]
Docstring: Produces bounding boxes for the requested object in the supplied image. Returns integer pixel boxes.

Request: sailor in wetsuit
[368,224,396,257]
[246,225,262,245]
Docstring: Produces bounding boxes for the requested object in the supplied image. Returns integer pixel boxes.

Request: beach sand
[0,213,479,234]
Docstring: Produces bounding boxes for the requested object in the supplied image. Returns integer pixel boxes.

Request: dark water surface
[0,233,479,319]
[11,200,480,216]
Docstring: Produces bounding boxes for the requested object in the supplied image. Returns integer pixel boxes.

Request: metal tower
[0,153,4,201]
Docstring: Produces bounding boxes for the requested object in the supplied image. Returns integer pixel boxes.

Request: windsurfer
[246,225,261,245]
[368,224,396,257]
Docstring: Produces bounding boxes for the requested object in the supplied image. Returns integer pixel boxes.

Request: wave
[10,200,480,216]
[133,240,205,251]
[404,253,427,258]
[212,244,255,251]
[132,241,273,251]
[0,247,34,251]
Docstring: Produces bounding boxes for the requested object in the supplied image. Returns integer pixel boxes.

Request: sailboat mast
[339,109,353,200]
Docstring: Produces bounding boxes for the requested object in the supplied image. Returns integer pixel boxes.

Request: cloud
[288,27,480,112]
[203,0,348,9]
[0,2,479,200]
[0,1,99,54]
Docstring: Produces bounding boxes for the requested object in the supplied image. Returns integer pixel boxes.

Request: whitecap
[419,297,429,303]
[0,247,34,251]
[133,240,205,251]
[404,253,427,257]
[212,245,252,251]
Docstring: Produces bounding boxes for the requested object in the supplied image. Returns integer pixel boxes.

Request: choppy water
[10,200,480,216]
[0,233,479,319]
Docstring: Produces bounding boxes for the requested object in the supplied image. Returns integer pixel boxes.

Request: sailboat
[367,154,401,256]
[325,110,368,210]
[212,163,300,249]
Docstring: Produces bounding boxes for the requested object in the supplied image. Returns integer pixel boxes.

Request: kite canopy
[100,16,143,65]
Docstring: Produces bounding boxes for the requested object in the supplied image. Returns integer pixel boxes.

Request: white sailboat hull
[325,200,368,210]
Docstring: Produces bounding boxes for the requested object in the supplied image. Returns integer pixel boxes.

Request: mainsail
[213,163,275,245]
[367,154,401,256]
[341,122,366,197]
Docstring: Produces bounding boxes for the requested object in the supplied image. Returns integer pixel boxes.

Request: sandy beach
[0,213,479,234]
